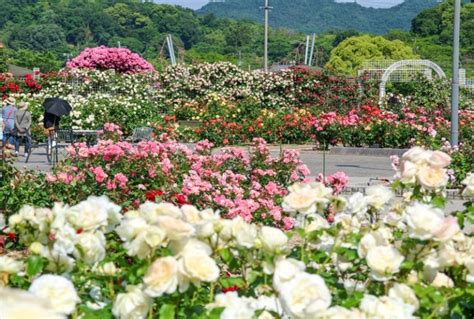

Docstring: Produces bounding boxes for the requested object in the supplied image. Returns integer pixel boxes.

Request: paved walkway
[12,144,395,186]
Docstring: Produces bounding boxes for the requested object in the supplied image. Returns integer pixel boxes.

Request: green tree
[326,35,418,75]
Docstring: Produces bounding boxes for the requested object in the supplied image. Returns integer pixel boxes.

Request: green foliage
[199,0,440,34]
[1,0,303,69]
[7,49,63,72]
[326,35,418,75]
[409,0,474,76]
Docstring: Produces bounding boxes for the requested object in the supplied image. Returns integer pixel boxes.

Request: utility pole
[451,0,461,146]
[262,0,272,72]
[304,35,310,65]
[308,33,316,67]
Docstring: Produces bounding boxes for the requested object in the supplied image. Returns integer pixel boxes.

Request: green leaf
[79,305,113,319]
[431,196,446,208]
[27,255,45,277]
[159,304,176,319]
[208,307,225,319]
[219,248,232,263]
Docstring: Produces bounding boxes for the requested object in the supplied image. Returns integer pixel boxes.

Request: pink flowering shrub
[45,136,312,228]
[315,171,349,195]
[97,123,124,142]
[67,46,155,73]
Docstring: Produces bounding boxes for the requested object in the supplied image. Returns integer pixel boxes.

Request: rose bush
[5,62,472,150]
[0,146,473,318]
[67,46,156,74]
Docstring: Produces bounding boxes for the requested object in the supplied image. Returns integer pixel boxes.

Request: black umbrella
[43,97,72,117]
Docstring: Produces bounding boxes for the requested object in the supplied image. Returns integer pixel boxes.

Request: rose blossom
[278,272,332,318]
[366,246,404,281]
[417,166,448,190]
[0,288,65,319]
[404,202,445,240]
[112,285,152,319]
[28,275,80,315]
[462,173,474,197]
[143,256,179,297]
[258,226,288,253]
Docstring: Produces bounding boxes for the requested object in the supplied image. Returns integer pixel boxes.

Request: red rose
[175,194,188,205]
[222,285,239,293]
[145,190,163,202]
[6,232,16,241]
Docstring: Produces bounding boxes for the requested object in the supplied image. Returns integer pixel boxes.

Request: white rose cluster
[8,196,121,271]
[283,182,333,216]
[396,147,451,191]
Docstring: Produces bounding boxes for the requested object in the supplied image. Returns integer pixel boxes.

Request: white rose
[0,213,5,229]
[52,224,77,255]
[66,200,108,231]
[157,216,195,241]
[404,203,445,240]
[402,147,431,164]
[180,205,201,224]
[41,248,75,273]
[29,242,44,255]
[112,285,152,319]
[347,193,368,215]
[418,166,448,190]
[231,217,257,248]
[279,272,332,318]
[357,230,390,258]
[398,160,417,183]
[0,256,24,274]
[283,182,332,214]
[258,226,288,253]
[140,202,182,222]
[388,284,419,312]
[273,258,306,290]
[179,250,219,287]
[0,287,65,319]
[318,306,366,319]
[464,256,474,283]
[305,214,329,233]
[124,225,166,259]
[430,272,454,288]
[116,214,148,242]
[365,185,394,210]
[366,246,404,281]
[29,275,80,315]
[461,173,474,197]
[360,294,415,319]
[428,151,451,168]
[95,262,118,276]
[143,256,179,297]
[18,205,35,222]
[433,216,461,242]
[170,238,212,256]
[8,214,23,227]
[73,232,106,265]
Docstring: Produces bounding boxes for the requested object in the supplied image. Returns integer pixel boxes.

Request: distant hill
[198,0,440,34]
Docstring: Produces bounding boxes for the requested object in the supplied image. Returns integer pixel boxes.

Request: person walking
[2,97,17,152]
[14,101,32,156]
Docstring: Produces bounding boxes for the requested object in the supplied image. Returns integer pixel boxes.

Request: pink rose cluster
[53,135,317,229]
[67,46,155,74]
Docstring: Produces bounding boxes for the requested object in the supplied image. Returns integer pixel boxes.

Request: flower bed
[3,62,473,152]
[0,147,473,318]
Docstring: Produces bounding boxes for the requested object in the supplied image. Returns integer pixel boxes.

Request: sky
[153,1,406,10]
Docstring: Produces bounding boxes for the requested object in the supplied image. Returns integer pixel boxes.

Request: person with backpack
[2,97,17,153]
[14,101,32,156]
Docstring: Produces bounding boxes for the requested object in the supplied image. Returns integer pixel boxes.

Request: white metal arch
[379,60,446,100]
